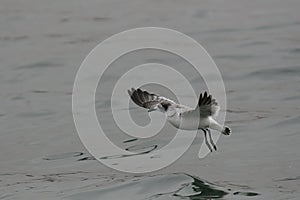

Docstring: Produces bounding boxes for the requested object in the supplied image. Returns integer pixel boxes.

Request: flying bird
[128,88,231,152]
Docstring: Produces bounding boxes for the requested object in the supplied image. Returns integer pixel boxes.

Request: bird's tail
[222,126,231,135]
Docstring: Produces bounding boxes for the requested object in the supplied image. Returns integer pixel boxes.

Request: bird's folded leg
[201,128,212,152]
[206,128,217,151]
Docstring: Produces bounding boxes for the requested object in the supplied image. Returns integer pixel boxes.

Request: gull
[128,88,231,152]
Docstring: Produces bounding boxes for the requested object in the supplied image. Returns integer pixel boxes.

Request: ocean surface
[0,0,300,199]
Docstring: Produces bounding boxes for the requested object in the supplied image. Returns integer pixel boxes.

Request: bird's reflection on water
[68,173,259,200]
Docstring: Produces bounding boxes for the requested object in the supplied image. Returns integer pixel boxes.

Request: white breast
[165,107,211,130]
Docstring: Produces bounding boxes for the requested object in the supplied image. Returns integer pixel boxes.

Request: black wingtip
[128,88,144,107]
[198,91,212,106]
[128,88,136,97]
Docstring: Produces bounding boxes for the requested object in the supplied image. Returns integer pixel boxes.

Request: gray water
[1,0,300,199]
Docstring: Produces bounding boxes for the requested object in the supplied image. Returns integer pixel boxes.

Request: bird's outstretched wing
[182,91,220,118]
[197,91,220,117]
[127,88,176,111]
